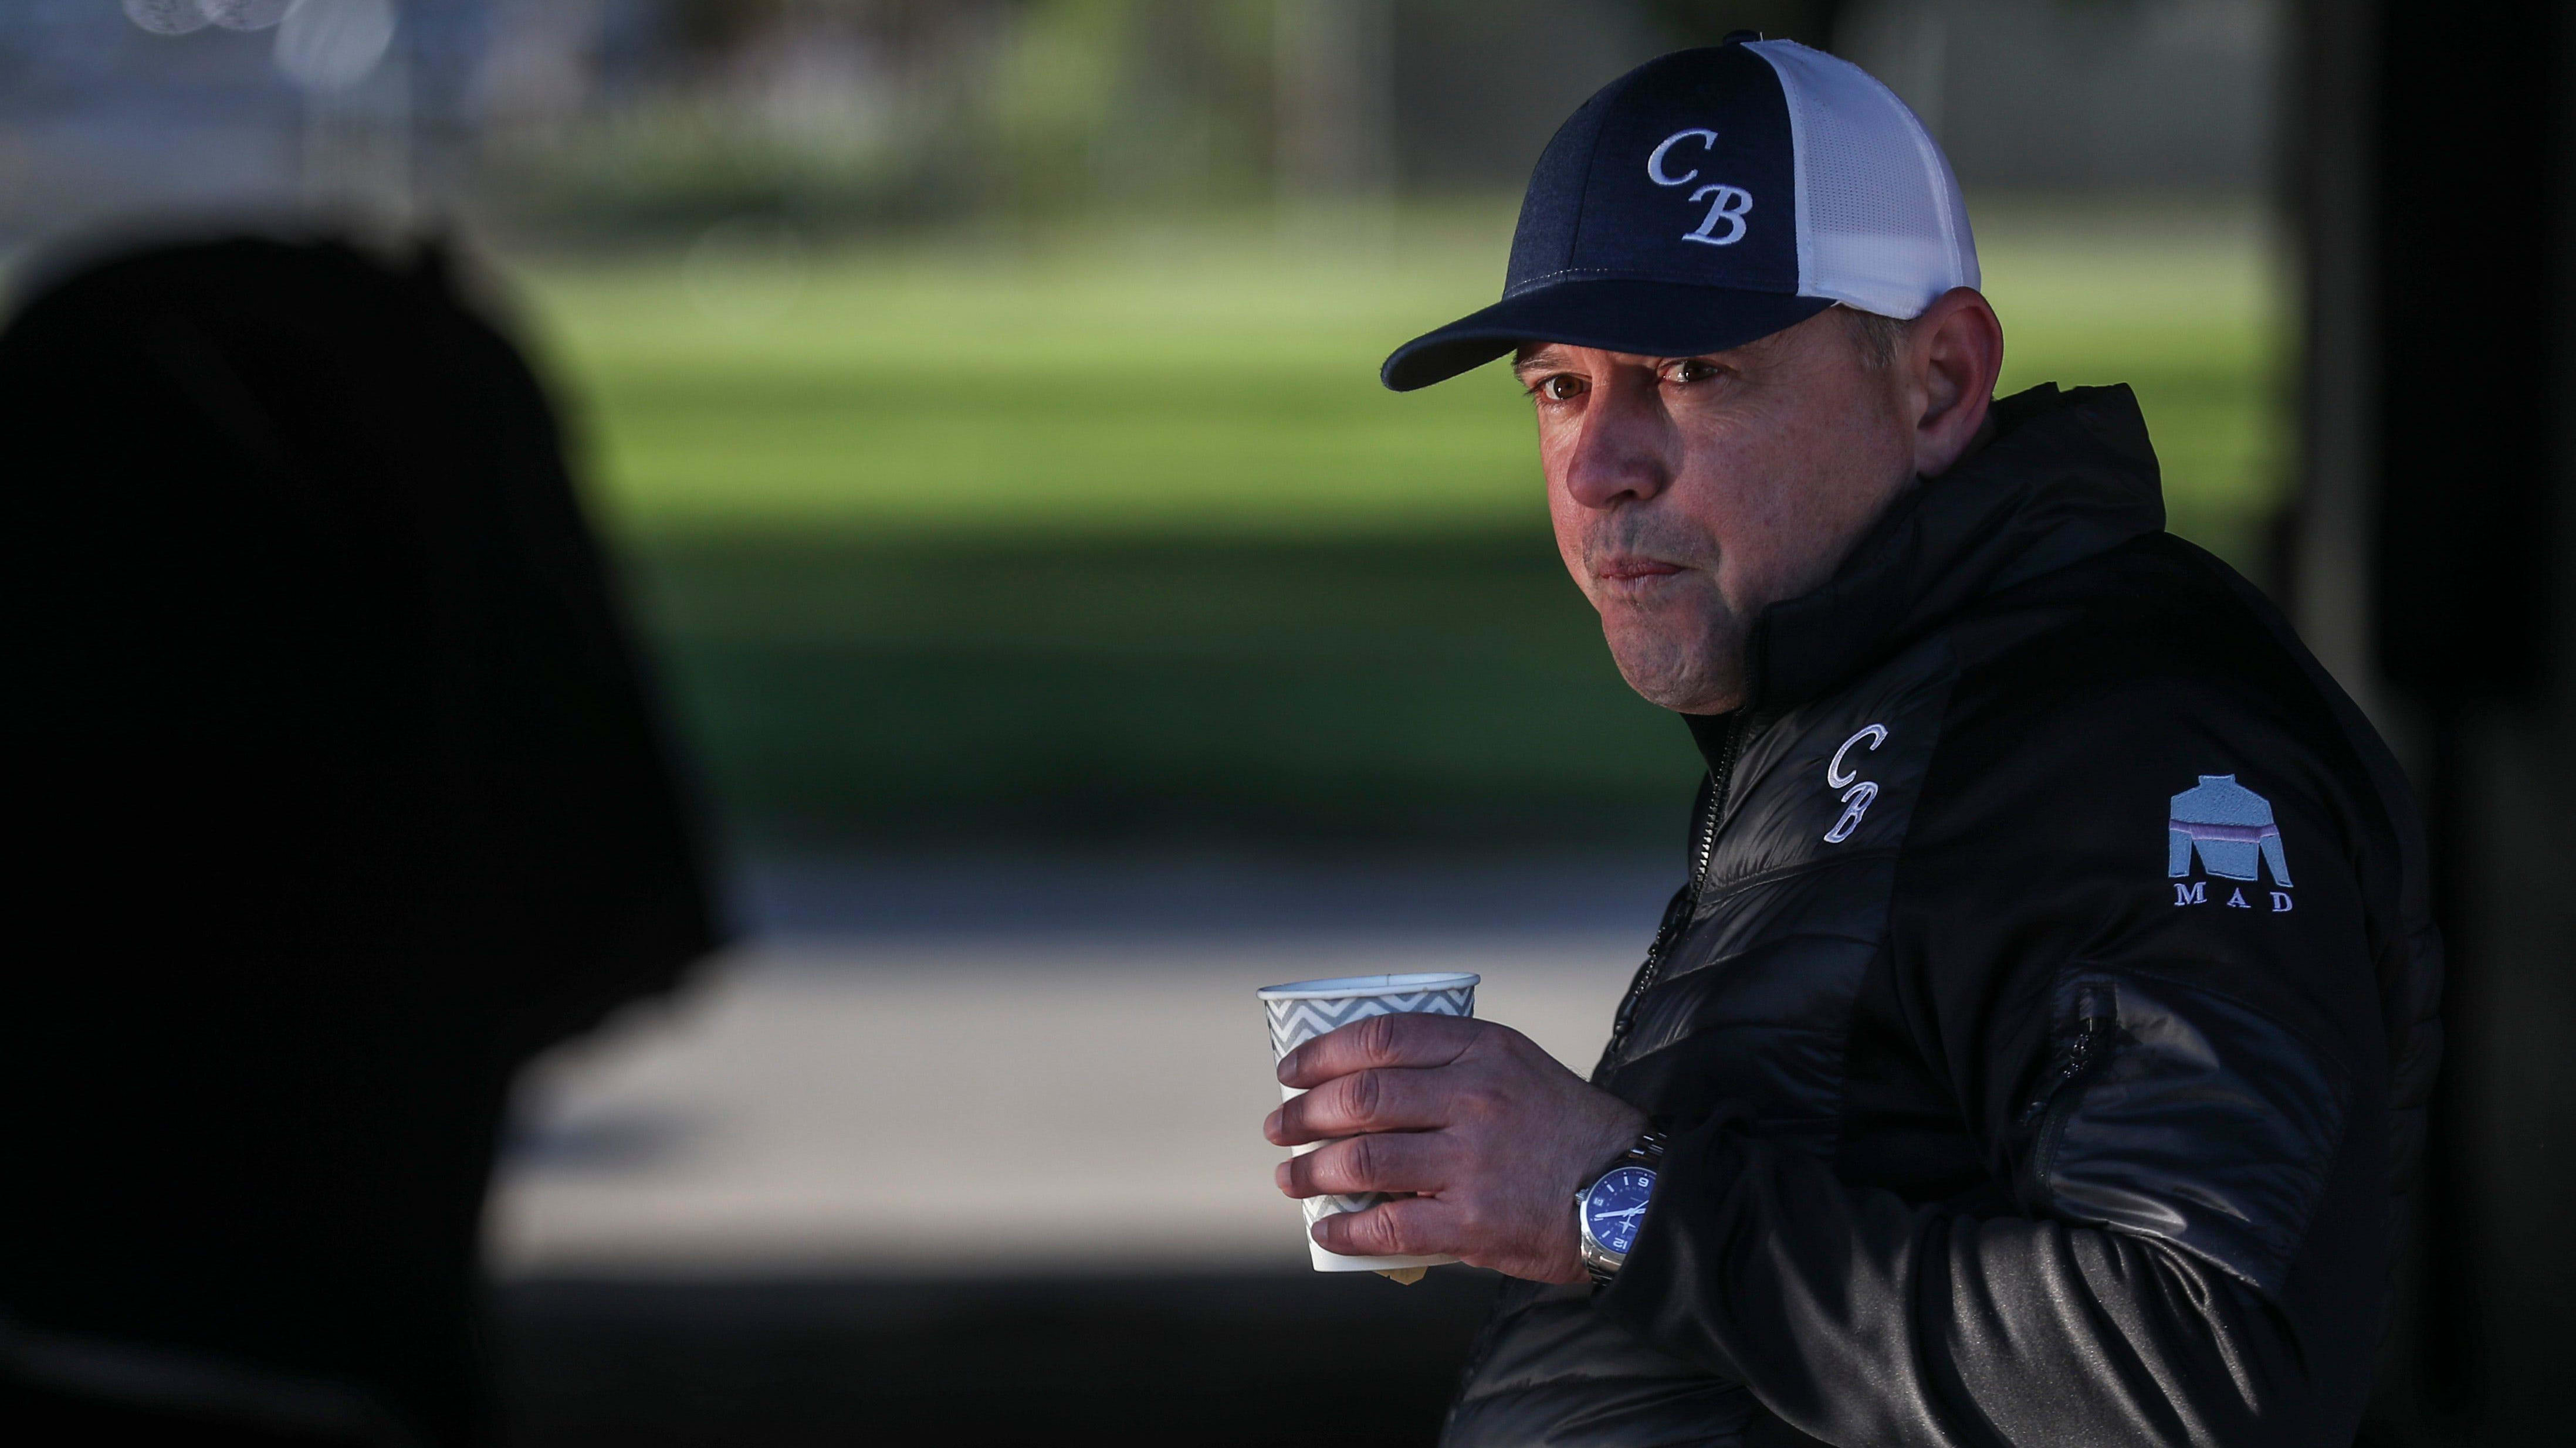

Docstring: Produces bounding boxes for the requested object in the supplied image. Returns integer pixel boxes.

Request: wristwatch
[1575,1130,1667,1285]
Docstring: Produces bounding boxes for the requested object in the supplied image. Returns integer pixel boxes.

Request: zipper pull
[2019,983,2118,1125]
[2071,983,2115,1042]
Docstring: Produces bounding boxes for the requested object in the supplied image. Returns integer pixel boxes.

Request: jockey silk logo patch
[2168,774,2291,885]
[2168,774,2294,913]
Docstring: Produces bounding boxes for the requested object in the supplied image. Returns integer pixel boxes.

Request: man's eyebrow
[1511,345,1573,377]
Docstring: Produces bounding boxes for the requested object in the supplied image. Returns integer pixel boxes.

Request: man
[1262,37,2440,1447]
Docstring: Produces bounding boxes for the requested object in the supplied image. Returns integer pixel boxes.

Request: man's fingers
[1277,1011,1485,1090]
[1310,1195,1460,1260]
[1268,1066,1451,1145]
[1274,1130,1449,1199]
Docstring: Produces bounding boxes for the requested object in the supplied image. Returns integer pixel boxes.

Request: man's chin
[1596,606,1747,713]
[1607,645,1744,714]
[1629,679,1745,715]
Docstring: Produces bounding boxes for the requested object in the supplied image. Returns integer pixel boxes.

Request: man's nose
[1561,381,1672,510]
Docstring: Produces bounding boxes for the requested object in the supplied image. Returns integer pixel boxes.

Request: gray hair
[1840,306,1910,371]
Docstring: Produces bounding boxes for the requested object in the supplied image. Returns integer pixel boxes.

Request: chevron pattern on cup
[1264,982,1475,1225]
[1264,985,1475,1062]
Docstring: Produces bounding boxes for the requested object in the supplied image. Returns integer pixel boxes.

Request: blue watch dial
[1583,1165,1657,1255]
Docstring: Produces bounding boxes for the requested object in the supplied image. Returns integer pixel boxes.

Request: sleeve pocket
[2027,968,2353,1297]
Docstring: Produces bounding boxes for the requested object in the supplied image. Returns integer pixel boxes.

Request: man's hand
[1262,1012,1647,1283]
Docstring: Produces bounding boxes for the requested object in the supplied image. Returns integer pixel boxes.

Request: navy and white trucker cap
[1382,37,1976,391]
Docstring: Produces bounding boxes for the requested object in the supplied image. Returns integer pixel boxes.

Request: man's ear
[1905,288,2005,478]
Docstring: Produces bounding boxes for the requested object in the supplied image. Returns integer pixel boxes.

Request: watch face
[1583,1165,1657,1256]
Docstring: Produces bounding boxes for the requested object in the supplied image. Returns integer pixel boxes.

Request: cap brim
[1379,280,1835,392]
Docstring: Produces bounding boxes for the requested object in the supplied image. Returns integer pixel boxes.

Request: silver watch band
[1576,1129,1668,1285]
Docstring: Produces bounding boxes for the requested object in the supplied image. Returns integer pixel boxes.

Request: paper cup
[1258,971,1478,1273]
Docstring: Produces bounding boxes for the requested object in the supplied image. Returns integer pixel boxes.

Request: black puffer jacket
[1443,384,2442,1448]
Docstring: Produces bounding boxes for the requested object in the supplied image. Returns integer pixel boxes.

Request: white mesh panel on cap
[1749,39,1977,318]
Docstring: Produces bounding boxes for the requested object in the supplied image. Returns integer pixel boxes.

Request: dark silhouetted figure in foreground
[0,235,722,1445]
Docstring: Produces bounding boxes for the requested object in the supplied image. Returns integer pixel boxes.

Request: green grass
[627,534,1673,846]
[1974,197,2291,563]
[507,198,2289,847]
[522,210,1545,541]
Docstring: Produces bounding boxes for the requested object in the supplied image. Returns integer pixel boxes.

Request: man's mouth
[1595,557,1687,583]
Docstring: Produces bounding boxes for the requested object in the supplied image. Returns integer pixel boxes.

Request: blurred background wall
[2289,2,2574,1443]
[18,2,2565,1445]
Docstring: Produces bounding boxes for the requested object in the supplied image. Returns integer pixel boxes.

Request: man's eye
[1667,358,1722,384]
[1535,375,1586,402]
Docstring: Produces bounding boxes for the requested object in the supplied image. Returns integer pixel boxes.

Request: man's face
[1516,310,1919,715]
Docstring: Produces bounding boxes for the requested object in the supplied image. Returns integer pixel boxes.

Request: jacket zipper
[2020,983,2117,1122]
[2018,982,2118,1189]
[1610,713,1749,1049]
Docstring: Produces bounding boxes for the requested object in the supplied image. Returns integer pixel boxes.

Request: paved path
[488,929,1651,1277]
